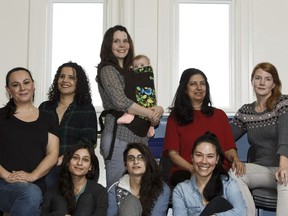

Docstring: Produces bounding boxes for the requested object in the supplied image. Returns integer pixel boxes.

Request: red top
[163,108,236,176]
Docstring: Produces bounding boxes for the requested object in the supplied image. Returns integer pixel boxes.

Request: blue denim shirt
[173,175,246,216]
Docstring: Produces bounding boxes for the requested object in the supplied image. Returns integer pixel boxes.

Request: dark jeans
[0,180,42,216]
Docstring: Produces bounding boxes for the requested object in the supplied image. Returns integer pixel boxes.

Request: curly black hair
[48,61,92,105]
[123,143,163,216]
[169,68,214,125]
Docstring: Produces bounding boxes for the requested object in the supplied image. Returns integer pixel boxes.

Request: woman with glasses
[107,143,170,216]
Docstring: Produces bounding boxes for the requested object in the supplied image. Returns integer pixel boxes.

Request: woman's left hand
[8,170,36,183]
[276,155,288,186]
[231,159,246,177]
[150,106,164,123]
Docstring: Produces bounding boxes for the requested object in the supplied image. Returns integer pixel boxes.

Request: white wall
[0,0,288,110]
[251,0,288,90]
[0,0,30,105]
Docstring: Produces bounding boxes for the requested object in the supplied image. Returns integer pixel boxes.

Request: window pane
[179,3,230,108]
[52,2,103,107]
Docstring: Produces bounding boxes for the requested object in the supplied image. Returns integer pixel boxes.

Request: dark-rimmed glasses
[126,154,145,162]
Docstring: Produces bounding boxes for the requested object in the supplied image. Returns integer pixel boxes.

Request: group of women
[0,24,287,216]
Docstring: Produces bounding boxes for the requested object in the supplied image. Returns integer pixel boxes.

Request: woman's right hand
[169,150,193,173]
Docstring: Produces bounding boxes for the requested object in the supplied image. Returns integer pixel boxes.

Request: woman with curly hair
[41,142,108,216]
[107,143,170,216]
[162,68,244,187]
[39,61,97,188]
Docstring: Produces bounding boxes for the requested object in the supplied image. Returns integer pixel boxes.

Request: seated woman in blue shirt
[173,132,246,216]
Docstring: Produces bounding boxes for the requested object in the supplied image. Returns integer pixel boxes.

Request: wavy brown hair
[97,25,134,75]
[251,62,282,110]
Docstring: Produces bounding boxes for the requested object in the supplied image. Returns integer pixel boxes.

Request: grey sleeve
[277,112,288,157]
[99,66,133,112]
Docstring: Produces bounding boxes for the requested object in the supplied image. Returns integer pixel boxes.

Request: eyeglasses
[126,154,145,162]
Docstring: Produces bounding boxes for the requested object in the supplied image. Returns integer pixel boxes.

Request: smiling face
[125,148,146,177]
[68,148,92,177]
[57,66,77,96]
[186,74,206,105]
[112,30,130,67]
[252,68,275,98]
[6,70,35,104]
[192,141,219,180]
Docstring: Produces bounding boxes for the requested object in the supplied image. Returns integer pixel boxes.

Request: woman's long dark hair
[96,25,134,84]
[170,68,213,125]
[4,67,34,118]
[58,141,99,214]
[192,131,229,201]
[48,61,92,105]
[123,143,163,216]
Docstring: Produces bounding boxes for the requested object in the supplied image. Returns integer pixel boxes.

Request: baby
[117,55,157,137]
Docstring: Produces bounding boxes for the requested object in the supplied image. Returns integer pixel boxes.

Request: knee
[19,183,42,206]
[278,183,288,192]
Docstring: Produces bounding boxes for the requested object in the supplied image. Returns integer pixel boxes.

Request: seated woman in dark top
[0,67,59,216]
[41,142,108,216]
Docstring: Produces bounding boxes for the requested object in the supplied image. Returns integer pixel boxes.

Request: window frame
[48,0,104,109]
[28,0,252,113]
[176,0,236,111]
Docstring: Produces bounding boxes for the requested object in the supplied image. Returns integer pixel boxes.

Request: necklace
[58,103,69,110]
